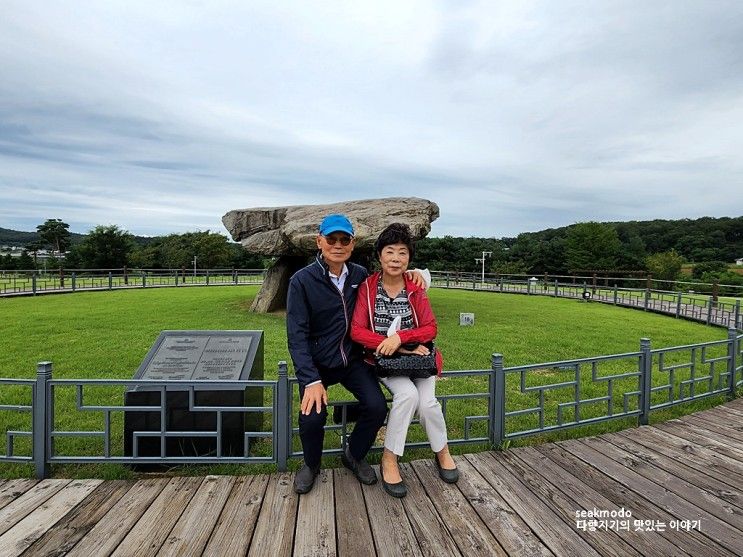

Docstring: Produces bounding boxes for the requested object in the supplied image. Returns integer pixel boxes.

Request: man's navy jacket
[286,255,369,387]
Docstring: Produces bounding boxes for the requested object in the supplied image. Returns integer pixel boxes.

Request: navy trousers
[298,359,387,468]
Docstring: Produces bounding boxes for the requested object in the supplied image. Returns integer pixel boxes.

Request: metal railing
[431,273,743,330]
[0,268,266,296]
[1,330,740,478]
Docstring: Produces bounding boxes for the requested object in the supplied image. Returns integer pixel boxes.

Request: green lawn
[0,286,733,478]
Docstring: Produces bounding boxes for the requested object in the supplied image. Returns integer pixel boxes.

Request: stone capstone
[222,197,440,312]
[222,197,439,256]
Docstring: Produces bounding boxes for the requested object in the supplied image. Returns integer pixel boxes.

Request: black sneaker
[294,464,320,494]
[341,446,377,485]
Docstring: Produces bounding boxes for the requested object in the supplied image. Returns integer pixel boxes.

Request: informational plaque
[134,331,261,388]
[140,334,253,382]
[124,330,264,461]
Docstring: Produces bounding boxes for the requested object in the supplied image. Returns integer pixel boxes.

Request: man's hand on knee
[301,383,328,415]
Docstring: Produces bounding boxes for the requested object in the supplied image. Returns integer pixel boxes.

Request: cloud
[0,0,741,239]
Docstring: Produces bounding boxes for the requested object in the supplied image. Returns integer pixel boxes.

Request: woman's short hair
[374,223,415,261]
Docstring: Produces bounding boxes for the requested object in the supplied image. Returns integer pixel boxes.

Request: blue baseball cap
[319,214,355,236]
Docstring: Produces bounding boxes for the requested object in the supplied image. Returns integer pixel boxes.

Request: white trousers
[380,375,448,456]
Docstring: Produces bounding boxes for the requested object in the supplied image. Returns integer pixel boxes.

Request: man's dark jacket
[286,255,368,387]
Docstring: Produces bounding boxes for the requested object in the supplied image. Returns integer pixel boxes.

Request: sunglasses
[323,235,353,246]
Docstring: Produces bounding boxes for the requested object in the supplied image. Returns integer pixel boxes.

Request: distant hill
[0,227,152,247]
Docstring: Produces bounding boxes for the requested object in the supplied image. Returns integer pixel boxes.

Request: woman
[351,223,458,498]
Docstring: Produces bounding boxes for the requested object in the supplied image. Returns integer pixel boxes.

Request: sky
[1,0,742,239]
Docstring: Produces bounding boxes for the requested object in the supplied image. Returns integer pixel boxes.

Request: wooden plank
[362,465,422,557]
[293,469,335,557]
[654,420,743,465]
[247,473,298,557]
[514,446,686,557]
[410,458,507,556]
[537,441,727,557]
[609,431,743,512]
[698,404,743,427]
[0,480,38,510]
[681,412,743,443]
[333,469,375,557]
[66,479,167,557]
[202,474,270,557]
[619,426,743,492]
[22,480,134,557]
[110,477,202,557]
[583,435,743,530]
[498,449,642,557]
[0,479,101,557]
[565,438,743,556]
[0,480,70,536]
[157,475,234,557]
[398,462,462,557]
[464,452,601,557]
[453,457,553,557]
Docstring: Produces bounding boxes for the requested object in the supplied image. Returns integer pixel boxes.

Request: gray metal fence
[0,268,265,296]
[1,330,740,478]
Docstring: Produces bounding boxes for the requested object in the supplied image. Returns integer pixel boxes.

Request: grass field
[0,285,733,478]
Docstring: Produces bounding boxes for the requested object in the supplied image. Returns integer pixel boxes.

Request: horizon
[3,212,743,242]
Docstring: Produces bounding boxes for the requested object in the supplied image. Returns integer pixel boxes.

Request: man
[286,214,425,494]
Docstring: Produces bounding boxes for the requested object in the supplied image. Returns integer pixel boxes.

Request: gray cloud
[0,0,741,239]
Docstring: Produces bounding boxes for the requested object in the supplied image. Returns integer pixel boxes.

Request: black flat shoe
[294,464,320,494]
[435,455,459,484]
[380,460,407,498]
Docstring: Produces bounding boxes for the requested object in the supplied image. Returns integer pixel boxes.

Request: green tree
[565,222,621,271]
[17,250,34,269]
[691,261,728,279]
[646,250,684,282]
[1,253,16,270]
[25,240,45,267]
[72,225,135,268]
[36,219,71,253]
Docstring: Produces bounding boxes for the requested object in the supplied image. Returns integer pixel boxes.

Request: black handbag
[375,344,438,379]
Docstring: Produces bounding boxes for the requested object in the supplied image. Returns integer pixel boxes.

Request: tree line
[2,216,742,285]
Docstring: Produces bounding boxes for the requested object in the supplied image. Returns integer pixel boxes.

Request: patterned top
[373,279,414,335]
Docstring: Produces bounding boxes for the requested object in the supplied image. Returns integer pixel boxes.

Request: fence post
[499,277,504,292]
[123,266,128,286]
[34,362,52,479]
[526,279,531,295]
[613,284,618,305]
[59,267,64,289]
[108,272,112,290]
[638,338,652,426]
[728,328,738,399]
[233,269,238,285]
[554,279,558,297]
[735,299,741,330]
[142,272,146,288]
[71,272,76,292]
[276,361,290,471]
[206,270,210,286]
[175,271,179,286]
[676,291,682,318]
[644,288,650,311]
[490,353,505,448]
[445,273,450,288]
[32,272,37,296]
[706,297,713,325]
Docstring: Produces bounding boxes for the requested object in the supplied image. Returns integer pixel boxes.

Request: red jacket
[350,272,443,375]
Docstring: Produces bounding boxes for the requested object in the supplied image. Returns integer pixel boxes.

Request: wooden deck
[1,399,742,556]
